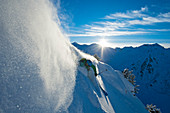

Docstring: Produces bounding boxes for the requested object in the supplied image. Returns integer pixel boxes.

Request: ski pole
[98,69,107,75]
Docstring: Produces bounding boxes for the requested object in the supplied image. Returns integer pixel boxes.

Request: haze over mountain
[72,42,170,113]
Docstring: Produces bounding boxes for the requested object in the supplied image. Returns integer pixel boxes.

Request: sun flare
[99,39,109,47]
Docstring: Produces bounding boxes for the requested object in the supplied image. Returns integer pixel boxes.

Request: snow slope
[0,0,77,112]
[73,42,170,113]
[0,0,149,112]
[68,51,148,113]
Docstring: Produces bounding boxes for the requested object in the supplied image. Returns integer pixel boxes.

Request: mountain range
[72,42,170,113]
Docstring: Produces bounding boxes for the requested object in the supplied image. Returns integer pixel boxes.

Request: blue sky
[54,0,170,48]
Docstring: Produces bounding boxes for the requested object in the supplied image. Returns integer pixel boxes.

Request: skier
[79,58,108,96]
[79,58,97,76]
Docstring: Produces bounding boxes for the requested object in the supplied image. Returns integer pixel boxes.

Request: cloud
[68,30,148,37]
[128,20,151,25]
[136,28,170,32]
[69,6,170,37]
[92,22,126,30]
[159,12,170,18]
[143,16,170,23]
[148,29,170,31]
[104,6,148,19]
[141,6,148,12]
[128,15,170,25]
[104,13,133,19]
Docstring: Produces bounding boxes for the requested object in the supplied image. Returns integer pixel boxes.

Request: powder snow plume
[0,0,77,112]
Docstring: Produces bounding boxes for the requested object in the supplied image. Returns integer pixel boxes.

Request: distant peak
[72,42,99,46]
[140,43,164,49]
[72,42,78,45]
[153,43,163,47]
[90,43,99,46]
[152,43,161,46]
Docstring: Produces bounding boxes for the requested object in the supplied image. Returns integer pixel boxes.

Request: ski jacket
[79,58,97,76]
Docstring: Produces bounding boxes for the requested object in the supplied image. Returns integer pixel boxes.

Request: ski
[99,85,108,96]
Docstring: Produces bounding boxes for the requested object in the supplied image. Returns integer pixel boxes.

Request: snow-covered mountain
[0,0,148,112]
[0,43,149,113]
[67,49,148,113]
[72,42,170,113]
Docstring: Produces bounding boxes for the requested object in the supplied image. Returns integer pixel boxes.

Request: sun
[99,39,109,47]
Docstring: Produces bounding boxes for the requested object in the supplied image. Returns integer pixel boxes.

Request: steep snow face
[0,0,77,112]
[73,42,170,113]
[68,59,148,113]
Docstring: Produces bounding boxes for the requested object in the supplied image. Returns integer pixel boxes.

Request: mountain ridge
[72,42,170,113]
[72,42,169,49]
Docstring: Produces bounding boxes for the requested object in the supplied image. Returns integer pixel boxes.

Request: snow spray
[0,0,77,112]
